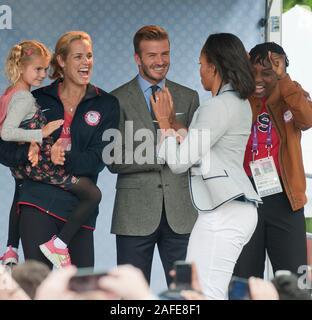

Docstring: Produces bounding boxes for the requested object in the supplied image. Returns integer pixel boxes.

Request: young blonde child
[0,40,102,269]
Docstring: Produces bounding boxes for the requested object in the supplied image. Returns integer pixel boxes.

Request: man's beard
[140,63,169,82]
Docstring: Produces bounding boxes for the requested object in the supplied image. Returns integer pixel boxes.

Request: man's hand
[28,141,40,167]
[51,139,65,165]
[268,51,287,80]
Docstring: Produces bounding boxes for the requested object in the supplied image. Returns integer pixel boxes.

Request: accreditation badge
[249,156,282,198]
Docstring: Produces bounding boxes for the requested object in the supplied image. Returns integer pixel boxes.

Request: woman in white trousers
[151,33,262,299]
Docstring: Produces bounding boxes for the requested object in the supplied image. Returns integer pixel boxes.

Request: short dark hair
[133,25,169,54]
[249,42,289,67]
[201,33,255,99]
[12,260,51,299]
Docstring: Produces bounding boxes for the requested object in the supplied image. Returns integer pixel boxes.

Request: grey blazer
[109,76,200,236]
[158,83,262,212]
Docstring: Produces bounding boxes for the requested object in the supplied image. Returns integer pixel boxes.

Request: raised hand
[165,87,177,125]
[51,138,65,165]
[268,51,287,79]
[28,141,40,167]
[42,119,64,138]
[150,86,175,129]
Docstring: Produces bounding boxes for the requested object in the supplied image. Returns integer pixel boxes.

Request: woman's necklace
[64,100,77,114]
[59,83,86,114]
[61,94,84,114]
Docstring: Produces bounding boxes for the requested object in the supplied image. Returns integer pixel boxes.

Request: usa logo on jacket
[283,110,293,123]
[84,111,101,126]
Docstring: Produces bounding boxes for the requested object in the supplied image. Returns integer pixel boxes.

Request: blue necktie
[150,85,159,128]
[151,85,159,103]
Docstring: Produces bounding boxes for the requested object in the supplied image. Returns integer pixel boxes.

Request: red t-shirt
[59,111,73,151]
[244,101,281,176]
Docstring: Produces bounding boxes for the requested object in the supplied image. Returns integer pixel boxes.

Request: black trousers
[7,178,22,248]
[233,189,307,279]
[19,205,94,269]
[116,204,190,287]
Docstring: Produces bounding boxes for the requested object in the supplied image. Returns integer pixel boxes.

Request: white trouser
[186,200,258,300]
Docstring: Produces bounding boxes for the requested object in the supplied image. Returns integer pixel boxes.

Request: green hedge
[306,217,312,234]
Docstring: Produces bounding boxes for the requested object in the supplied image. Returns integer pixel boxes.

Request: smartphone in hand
[68,267,108,293]
[174,261,192,290]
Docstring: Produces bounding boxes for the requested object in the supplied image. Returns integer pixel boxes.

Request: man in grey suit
[108,25,199,285]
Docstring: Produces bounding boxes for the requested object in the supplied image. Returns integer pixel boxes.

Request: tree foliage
[283,0,312,12]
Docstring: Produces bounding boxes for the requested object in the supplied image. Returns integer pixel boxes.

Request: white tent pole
[266,0,282,44]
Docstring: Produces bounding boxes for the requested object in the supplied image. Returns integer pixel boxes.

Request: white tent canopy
[283,5,312,216]
[283,5,312,97]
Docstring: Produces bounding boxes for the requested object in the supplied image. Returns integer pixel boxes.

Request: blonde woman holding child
[0,34,119,269]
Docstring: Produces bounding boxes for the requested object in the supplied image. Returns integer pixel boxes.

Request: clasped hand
[150,87,187,143]
[51,139,65,165]
[28,138,65,167]
[150,86,175,128]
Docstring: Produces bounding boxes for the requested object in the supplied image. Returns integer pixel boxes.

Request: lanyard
[252,121,272,161]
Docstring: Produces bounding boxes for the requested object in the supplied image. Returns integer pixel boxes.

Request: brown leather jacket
[249,75,312,211]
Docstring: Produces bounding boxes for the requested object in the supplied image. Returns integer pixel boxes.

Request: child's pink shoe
[39,235,71,269]
[0,245,19,266]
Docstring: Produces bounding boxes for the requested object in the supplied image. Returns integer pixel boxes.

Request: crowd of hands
[0,261,292,300]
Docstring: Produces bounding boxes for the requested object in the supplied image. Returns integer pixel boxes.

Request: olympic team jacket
[17,80,120,229]
[0,139,28,167]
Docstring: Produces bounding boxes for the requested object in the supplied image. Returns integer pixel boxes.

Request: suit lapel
[127,78,156,139]
[166,80,184,114]
[165,79,177,104]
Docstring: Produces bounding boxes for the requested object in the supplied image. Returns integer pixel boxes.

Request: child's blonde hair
[50,31,92,80]
[5,40,51,85]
